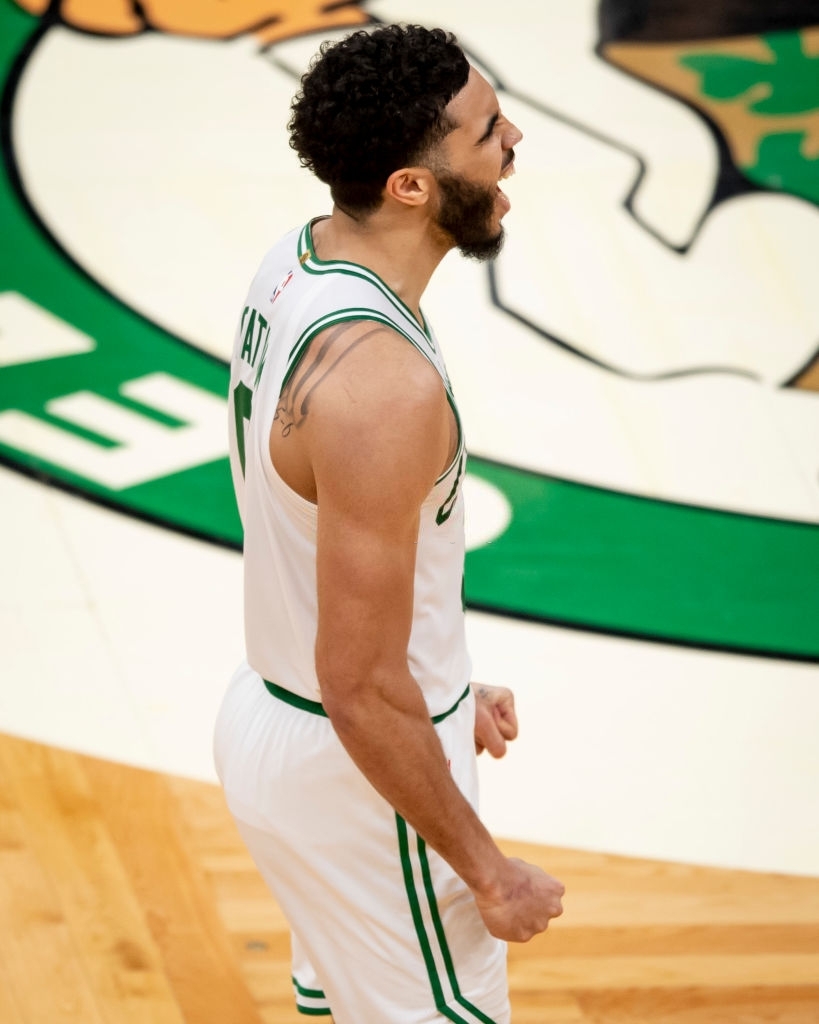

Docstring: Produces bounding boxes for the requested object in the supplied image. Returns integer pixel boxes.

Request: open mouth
[498,159,516,183]
[496,157,515,212]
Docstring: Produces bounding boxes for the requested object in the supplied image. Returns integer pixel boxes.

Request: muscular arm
[279,321,563,940]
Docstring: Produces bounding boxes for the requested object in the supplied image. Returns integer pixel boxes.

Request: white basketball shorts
[214,661,510,1024]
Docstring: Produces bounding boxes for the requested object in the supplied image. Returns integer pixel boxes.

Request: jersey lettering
[239,305,270,372]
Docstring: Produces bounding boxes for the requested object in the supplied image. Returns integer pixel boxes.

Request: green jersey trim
[263,679,471,725]
[284,307,434,384]
[281,308,464,487]
[297,220,434,350]
[396,816,501,1024]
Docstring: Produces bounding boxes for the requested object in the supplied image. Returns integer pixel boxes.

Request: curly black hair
[288,24,469,215]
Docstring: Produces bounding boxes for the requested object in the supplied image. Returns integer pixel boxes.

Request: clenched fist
[473,857,565,942]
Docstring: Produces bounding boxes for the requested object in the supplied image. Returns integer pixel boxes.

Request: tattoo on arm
[274,323,389,436]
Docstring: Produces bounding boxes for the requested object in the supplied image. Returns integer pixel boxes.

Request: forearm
[322,672,506,894]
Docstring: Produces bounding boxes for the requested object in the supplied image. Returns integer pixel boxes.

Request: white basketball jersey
[228,220,472,717]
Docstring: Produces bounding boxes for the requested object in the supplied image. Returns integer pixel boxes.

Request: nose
[504,119,523,149]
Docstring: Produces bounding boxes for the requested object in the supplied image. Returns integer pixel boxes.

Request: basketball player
[214,24,565,1023]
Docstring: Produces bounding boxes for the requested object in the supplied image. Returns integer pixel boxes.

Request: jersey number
[233,381,253,478]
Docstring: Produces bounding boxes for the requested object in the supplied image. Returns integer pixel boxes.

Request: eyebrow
[476,112,499,144]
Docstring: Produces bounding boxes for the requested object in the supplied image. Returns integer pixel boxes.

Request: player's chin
[496,185,511,215]
[458,228,505,263]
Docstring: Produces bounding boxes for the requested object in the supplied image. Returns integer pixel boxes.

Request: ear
[384,166,435,208]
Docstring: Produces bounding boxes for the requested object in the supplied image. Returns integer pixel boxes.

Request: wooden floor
[1,732,818,1024]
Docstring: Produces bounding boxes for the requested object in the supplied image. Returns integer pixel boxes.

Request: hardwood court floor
[2,731,818,1024]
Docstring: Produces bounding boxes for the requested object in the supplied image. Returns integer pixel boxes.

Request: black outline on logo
[1,11,817,664]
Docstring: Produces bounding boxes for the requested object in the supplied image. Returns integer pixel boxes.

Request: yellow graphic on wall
[13,0,369,44]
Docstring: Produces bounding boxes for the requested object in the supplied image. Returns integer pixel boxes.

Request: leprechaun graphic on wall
[1,0,817,660]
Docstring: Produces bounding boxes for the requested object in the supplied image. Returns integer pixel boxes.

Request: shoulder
[299,320,451,507]
[299,319,445,424]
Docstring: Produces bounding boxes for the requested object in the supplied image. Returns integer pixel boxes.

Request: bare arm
[280,321,563,940]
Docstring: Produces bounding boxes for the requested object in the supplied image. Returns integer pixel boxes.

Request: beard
[434,171,505,262]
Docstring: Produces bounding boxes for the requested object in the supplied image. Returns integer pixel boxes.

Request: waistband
[262,678,472,725]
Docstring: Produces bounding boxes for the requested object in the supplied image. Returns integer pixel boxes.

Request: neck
[310,205,451,319]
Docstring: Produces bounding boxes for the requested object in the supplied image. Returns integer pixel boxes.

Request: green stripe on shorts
[396,815,500,1024]
[292,975,331,1016]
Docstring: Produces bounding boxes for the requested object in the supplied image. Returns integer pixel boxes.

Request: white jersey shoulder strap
[285,221,455,398]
